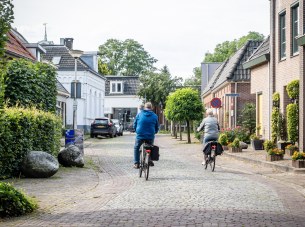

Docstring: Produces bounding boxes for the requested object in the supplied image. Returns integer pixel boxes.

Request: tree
[98,59,111,75]
[184,67,201,94]
[203,31,265,63]
[0,0,14,110]
[237,103,256,135]
[164,88,204,143]
[99,39,157,76]
[3,59,58,112]
[0,0,14,58]
[137,68,182,109]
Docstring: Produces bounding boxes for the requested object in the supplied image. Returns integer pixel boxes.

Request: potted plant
[286,144,298,156]
[266,148,284,162]
[218,134,228,150]
[228,138,242,153]
[263,140,275,152]
[291,151,305,168]
[250,124,264,150]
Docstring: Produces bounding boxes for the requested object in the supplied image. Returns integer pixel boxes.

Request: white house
[41,38,106,132]
[104,76,143,130]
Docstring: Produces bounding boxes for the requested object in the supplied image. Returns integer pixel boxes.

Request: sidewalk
[223,145,305,174]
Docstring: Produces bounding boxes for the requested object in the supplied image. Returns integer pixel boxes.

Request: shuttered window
[292,4,299,54]
[280,13,286,59]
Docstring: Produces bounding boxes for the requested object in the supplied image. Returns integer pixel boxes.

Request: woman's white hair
[206,108,214,116]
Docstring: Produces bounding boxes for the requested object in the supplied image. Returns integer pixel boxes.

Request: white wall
[104,95,142,114]
[56,70,105,131]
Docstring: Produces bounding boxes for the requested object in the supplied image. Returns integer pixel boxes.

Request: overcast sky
[12,0,270,80]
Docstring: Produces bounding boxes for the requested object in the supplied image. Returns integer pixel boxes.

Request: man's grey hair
[145,102,152,109]
[206,108,214,116]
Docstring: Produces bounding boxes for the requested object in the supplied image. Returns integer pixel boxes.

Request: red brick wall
[202,82,256,129]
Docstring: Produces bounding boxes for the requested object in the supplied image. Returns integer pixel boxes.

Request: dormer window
[52,56,61,65]
[110,81,123,94]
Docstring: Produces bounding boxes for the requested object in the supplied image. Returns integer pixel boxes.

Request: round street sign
[211,98,221,108]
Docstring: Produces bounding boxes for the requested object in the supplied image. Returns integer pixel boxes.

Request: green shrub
[0,182,37,217]
[0,106,62,178]
[271,107,279,142]
[287,103,298,143]
[2,59,58,112]
[221,128,235,142]
[286,79,299,99]
[218,134,228,146]
[264,140,275,152]
[273,92,280,106]
[195,131,204,140]
[228,138,240,148]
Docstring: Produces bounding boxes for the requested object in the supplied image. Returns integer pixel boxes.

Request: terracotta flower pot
[292,160,305,168]
[265,155,283,162]
[229,147,242,153]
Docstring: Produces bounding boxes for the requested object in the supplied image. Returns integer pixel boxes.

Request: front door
[258,94,263,136]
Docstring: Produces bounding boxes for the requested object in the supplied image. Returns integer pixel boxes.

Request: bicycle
[139,140,153,180]
[204,141,218,172]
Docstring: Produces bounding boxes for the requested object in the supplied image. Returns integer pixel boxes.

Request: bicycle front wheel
[144,152,150,180]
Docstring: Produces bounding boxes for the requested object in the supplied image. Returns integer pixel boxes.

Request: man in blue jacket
[133,102,159,168]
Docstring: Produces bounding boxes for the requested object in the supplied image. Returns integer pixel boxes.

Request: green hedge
[287,103,299,143]
[0,106,61,178]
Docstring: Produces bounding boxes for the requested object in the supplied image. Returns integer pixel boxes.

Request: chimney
[64,38,74,49]
[60,38,65,45]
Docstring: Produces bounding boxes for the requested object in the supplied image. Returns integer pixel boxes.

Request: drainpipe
[235,82,237,128]
[268,61,270,140]
[206,64,209,85]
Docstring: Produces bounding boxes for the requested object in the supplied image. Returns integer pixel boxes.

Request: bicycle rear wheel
[139,146,143,178]
[210,154,216,172]
[144,152,150,180]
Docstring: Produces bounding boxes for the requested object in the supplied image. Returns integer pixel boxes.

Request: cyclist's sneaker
[133,164,139,169]
[202,161,205,165]
[149,161,154,166]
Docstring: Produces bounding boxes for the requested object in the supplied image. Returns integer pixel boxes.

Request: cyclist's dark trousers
[134,138,154,165]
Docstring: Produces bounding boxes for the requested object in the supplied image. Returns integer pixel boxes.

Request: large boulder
[58,145,84,167]
[239,141,248,149]
[21,151,59,178]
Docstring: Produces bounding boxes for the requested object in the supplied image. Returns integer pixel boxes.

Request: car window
[110,120,113,124]
[95,119,108,124]
[112,120,119,125]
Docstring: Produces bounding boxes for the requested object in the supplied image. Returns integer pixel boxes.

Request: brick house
[244,1,304,149]
[201,40,262,129]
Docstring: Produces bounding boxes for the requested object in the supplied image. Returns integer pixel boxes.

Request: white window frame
[52,56,61,65]
[110,81,123,94]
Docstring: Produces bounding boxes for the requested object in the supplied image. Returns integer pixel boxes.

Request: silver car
[112,119,123,136]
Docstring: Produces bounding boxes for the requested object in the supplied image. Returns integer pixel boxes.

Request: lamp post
[69,50,84,130]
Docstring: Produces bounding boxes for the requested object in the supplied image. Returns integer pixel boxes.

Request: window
[280,12,286,59]
[292,3,299,54]
[52,56,61,65]
[110,81,123,93]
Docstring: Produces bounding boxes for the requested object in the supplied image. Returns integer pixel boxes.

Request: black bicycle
[139,140,153,180]
[205,141,218,172]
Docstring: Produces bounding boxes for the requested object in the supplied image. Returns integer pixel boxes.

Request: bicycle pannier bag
[150,145,160,161]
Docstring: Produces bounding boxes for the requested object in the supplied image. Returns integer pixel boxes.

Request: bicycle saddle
[144,144,154,149]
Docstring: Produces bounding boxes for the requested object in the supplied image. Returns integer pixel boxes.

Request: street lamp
[69,50,84,130]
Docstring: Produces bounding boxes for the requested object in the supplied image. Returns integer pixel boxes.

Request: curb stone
[223,152,295,173]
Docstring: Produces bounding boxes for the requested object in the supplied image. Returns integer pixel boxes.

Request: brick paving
[1,134,305,226]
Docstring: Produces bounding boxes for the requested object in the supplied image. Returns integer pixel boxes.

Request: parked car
[112,119,123,136]
[90,118,116,138]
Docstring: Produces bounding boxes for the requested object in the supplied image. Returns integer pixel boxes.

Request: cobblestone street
[2,134,305,227]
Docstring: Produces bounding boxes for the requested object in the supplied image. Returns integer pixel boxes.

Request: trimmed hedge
[287,103,299,143]
[0,106,61,179]
[0,182,37,217]
[286,79,299,99]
